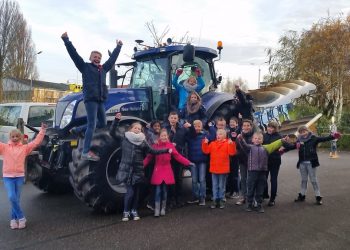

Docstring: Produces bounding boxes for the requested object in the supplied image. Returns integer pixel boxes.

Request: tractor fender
[201,91,235,119]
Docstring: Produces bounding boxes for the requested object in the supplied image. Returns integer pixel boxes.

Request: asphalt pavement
[0,150,349,250]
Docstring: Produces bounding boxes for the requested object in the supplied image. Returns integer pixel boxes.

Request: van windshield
[28,106,55,127]
[0,106,22,126]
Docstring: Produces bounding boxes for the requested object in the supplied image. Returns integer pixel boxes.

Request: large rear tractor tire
[69,128,125,213]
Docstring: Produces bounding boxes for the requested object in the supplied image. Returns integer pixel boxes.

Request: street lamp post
[250,61,267,88]
[30,51,43,93]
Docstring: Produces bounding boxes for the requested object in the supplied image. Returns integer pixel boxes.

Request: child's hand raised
[41,123,48,130]
[176,68,183,76]
[116,40,123,46]
[183,122,191,128]
[203,137,209,144]
[228,139,233,144]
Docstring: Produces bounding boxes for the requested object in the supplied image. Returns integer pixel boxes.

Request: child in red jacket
[202,128,236,209]
[144,129,194,217]
[1,123,47,229]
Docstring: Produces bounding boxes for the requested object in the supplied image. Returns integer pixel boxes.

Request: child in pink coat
[144,129,194,217]
[1,123,47,229]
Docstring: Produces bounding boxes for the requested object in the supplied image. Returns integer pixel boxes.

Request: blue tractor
[26,40,241,213]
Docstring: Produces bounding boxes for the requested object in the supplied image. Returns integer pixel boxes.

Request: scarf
[187,99,202,114]
[183,79,198,92]
[297,132,312,143]
[125,131,145,145]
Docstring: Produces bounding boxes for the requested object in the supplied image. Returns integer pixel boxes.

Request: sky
[19,0,350,90]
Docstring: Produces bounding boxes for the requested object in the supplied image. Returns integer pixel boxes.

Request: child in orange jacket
[202,128,236,209]
[1,123,47,229]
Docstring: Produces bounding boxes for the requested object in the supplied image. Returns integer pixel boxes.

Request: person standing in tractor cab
[61,32,123,161]
[172,66,205,110]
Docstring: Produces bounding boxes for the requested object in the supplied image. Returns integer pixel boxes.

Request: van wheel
[69,128,124,213]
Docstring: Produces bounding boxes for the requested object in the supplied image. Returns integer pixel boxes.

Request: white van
[0,102,56,143]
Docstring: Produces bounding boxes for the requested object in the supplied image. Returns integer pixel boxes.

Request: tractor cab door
[130,57,169,121]
[170,54,214,96]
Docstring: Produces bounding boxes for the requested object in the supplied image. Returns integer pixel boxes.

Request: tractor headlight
[60,100,77,129]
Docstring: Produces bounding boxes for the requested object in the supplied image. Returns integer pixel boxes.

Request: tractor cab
[125,41,223,120]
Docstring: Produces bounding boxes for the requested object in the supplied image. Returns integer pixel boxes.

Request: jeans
[211,173,227,201]
[247,171,266,205]
[76,101,106,154]
[155,182,168,203]
[124,184,140,212]
[190,162,207,199]
[299,161,321,196]
[239,163,248,198]
[264,163,281,200]
[227,156,240,194]
[3,177,25,220]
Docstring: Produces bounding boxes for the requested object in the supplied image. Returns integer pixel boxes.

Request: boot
[154,202,160,217]
[316,196,323,205]
[160,201,167,216]
[294,193,305,202]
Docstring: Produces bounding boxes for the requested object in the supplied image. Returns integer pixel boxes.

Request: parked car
[0,102,56,143]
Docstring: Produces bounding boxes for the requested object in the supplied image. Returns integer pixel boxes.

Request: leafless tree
[0,0,37,101]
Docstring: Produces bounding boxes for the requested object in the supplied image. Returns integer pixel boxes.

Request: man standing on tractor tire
[61,32,123,161]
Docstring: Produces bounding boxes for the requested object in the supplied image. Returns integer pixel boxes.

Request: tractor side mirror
[217,75,222,84]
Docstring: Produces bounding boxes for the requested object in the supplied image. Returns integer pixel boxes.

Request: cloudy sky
[19,0,349,89]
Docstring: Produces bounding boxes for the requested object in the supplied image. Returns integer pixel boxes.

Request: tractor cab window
[171,55,211,94]
[130,57,168,119]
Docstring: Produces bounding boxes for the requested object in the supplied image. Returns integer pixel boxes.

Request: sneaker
[81,151,100,161]
[257,204,265,213]
[222,197,227,203]
[198,199,206,206]
[229,192,240,199]
[245,204,253,212]
[18,218,26,229]
[146,203,155,211]
[268,200,275,207]
[122,212,130,222]
[219,200,225,209]
[210,201,217,209]
[187,198,199,204]
[10,220,18,230]
[131,210,140,220]
[316,196,323,205]
[294,193,306,202]
[235,198,246,206]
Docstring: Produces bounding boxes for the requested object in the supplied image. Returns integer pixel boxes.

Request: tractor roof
[133,45,218,61]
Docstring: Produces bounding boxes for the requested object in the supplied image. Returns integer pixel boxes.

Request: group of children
[0,65,342,228]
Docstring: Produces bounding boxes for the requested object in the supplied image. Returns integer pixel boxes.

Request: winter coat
[288,132,335,168]
[143,141,191,185]
[172,74,205,109]
[235,130,254,166]
[163,123,188,155]
[115,132,168,186]
[235,89,254,120]
[202,139,236,174]
[238,137,283,171]
[186,128,209,164]
[62,36,121,102]
[1,129,46,177]
[263,132,282,166]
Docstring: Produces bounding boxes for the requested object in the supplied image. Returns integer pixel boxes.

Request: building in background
[2,77,69,103]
